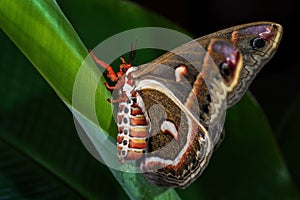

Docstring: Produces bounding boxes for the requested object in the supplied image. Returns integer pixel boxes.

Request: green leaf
[0,0,299,199]
[178,93,299,199]
[276,93,300,190]
[0,0,182,199]
[0,140,82,199]
[0,0,113,133]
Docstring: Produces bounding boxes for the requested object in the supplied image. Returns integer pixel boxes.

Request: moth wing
[132,39,227,146]
[199,22,283,106]
[135,81,214,188]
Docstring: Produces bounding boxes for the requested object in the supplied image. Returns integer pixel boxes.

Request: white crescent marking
[161,120,178,140]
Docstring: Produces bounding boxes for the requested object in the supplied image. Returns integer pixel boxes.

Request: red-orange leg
[104,76,126,91]
[89,50,118,82]
[89,50,131,104]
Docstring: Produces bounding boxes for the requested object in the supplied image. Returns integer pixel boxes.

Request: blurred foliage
[276,93,300,191]
[0,0,299,199]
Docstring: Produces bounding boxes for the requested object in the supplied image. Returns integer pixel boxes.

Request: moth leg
[108,94,128,104]
[89,50,118,82]
[104,82,118,91]
[89,51,132,104]
[104,77,125,91]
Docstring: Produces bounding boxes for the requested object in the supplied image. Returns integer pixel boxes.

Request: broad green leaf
[0,32,128,198]
[0,140,82,199]
[0,0,113,132]
[0,0,299,199]
[0,0,182,199]
[0,76,128,199]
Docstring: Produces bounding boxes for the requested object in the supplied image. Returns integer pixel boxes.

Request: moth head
[117,57,132,77]
[207,39,243,92]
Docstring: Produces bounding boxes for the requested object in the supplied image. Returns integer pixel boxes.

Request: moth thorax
[123,67,137,97]
[116,93,150,162]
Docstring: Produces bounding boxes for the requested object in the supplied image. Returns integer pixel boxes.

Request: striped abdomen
[117,91,149,162]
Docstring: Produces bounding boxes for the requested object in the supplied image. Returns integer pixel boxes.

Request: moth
[90,22,283,188]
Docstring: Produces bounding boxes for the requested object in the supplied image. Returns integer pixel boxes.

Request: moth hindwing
[91,37,243,188]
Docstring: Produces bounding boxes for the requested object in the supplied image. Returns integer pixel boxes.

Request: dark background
[132,0,300,130]
[1,1,299,198]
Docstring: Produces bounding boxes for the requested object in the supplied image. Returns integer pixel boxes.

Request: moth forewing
[199,22,283,107]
